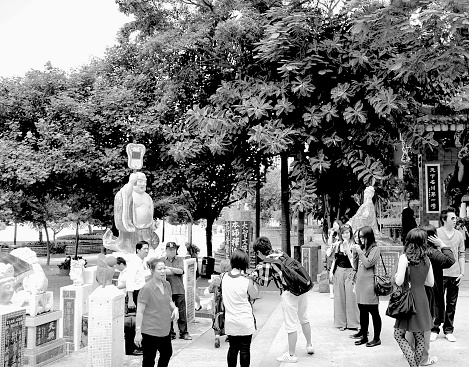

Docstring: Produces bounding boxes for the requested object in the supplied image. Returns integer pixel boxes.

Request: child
[205,259,231,348]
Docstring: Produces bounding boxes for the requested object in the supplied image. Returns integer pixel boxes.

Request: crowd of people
[326,207,465,367]
[111,205,465,367]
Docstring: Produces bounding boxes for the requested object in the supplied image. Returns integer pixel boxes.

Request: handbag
[374,254,393,296]
[385,267,417,319]
[212,273,225,332]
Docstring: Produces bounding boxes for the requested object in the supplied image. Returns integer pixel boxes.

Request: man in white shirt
[433,208,466,342]
[127,241,150,310]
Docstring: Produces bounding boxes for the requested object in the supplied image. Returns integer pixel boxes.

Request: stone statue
[103,172,155,253]
[0,263,15,306]
[10,248,51,315]
[348,186,381,237]
[70,258,86,286]
[96,254,118,288]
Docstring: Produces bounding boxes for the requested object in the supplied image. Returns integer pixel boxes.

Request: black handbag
[385,267,416,319]
[374,254,393,296]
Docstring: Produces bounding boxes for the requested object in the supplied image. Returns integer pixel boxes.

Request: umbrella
[0,252,34,279]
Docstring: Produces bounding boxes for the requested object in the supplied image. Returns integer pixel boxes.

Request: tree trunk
[280,152,291,256]
[43,222,51,265]
[88,224,93,234]
[255,160,261,239]
[39,230,43,244]
[162,219,165,242]
[75,221,80,260]
[188,222,193,245]
[298,209,305,248]
[205,216,214,257]
[13,221,17,247]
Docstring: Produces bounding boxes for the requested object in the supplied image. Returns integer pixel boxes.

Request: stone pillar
[59,284,93,351]
[87,286,125,367]
[0,306,26,367]
[183,258,196,324]
[24,310,66,366]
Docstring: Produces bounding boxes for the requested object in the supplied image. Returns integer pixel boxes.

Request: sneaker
[214,338,220,348]
[276,352,298,363]
[445,334,456,342]
[430,332,438,342]
[421,356,438,365]
[306,345,315,355]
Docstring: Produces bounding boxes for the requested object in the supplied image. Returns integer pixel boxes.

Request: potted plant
[58,256,71,276]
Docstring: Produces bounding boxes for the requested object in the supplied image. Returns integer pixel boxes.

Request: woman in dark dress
[394,228,434,367]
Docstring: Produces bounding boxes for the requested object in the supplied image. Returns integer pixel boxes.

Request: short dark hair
[136,241,149,253]
[230,249,249,271]
[147,257,165,271]
[440,207,456,225]
[339,224,353,241]
[252,237,272,256]
[116,257,126,266]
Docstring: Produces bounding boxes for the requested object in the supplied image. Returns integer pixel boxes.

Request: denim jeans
[227,335,252,367]
[431,276,459,335]
[142,333,172,367]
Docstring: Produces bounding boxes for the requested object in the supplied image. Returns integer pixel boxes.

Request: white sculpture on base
[70,258,86,286]
[0,263,15,307]
[347,186,381,237]
[10,248,51,315]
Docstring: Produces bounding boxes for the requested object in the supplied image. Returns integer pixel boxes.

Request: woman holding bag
[329,224,360,331]
[351,226,382,347]
[393,228,434,367]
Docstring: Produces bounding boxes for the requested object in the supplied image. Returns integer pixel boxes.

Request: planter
[58,268,70,276]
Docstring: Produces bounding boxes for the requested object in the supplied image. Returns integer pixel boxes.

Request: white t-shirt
[126,254,149,292]
[222,271,255,336]
[117,268,128,294]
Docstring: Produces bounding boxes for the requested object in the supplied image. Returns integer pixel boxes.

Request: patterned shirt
[250,251,286,293]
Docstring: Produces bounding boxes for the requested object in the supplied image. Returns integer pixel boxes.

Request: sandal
[421,356,438,366]
[339,327,347,331]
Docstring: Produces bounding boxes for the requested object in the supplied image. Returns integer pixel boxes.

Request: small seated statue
[10,248,51,315]
[70,258,86,286]
[0,263,15,306]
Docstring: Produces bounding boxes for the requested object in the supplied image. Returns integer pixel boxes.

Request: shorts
[281,291,310,333]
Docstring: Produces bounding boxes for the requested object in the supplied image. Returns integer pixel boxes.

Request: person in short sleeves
[222,250,258,367]
[134,258,179,367]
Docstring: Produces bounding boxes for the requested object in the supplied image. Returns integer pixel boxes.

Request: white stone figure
[10,247,50,315]
[347,186,381,237]
[0,263,15,306]
[70,258,86,286]
[103,172,155,254]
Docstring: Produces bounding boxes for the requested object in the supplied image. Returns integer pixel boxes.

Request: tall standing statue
[347,186,381,237]
[103,172,155,253]
[104,143,156,254]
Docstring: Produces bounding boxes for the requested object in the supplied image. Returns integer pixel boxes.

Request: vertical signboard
[425,164,441,214]
[224,221,254,268]
[183,258,196,324]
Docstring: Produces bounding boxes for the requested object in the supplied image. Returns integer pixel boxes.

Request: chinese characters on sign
[225,221,254,267]
[36,320,57,347]
[2,311,25,367]
[425,164,441,214]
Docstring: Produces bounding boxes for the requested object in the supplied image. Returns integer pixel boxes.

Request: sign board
[183,258,196,323]
[425,164,441,213]
[224,221,255,268]
[1,309,25,367]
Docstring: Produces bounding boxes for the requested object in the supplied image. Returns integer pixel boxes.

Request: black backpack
[265,255,313,296]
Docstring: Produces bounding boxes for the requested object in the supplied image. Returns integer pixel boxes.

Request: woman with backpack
[329,224,360,331]
[222,249,259,367]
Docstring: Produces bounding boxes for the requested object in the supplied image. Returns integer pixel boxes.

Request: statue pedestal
[0,306,26,367]
[24,310,66,366]
[183,258,197,324]
[59,284,93,352]
[87,286,125,367]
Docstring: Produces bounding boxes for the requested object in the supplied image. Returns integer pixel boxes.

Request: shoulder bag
[212,272,226,332]
[385,266,416,319]
[374,253,393,296]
